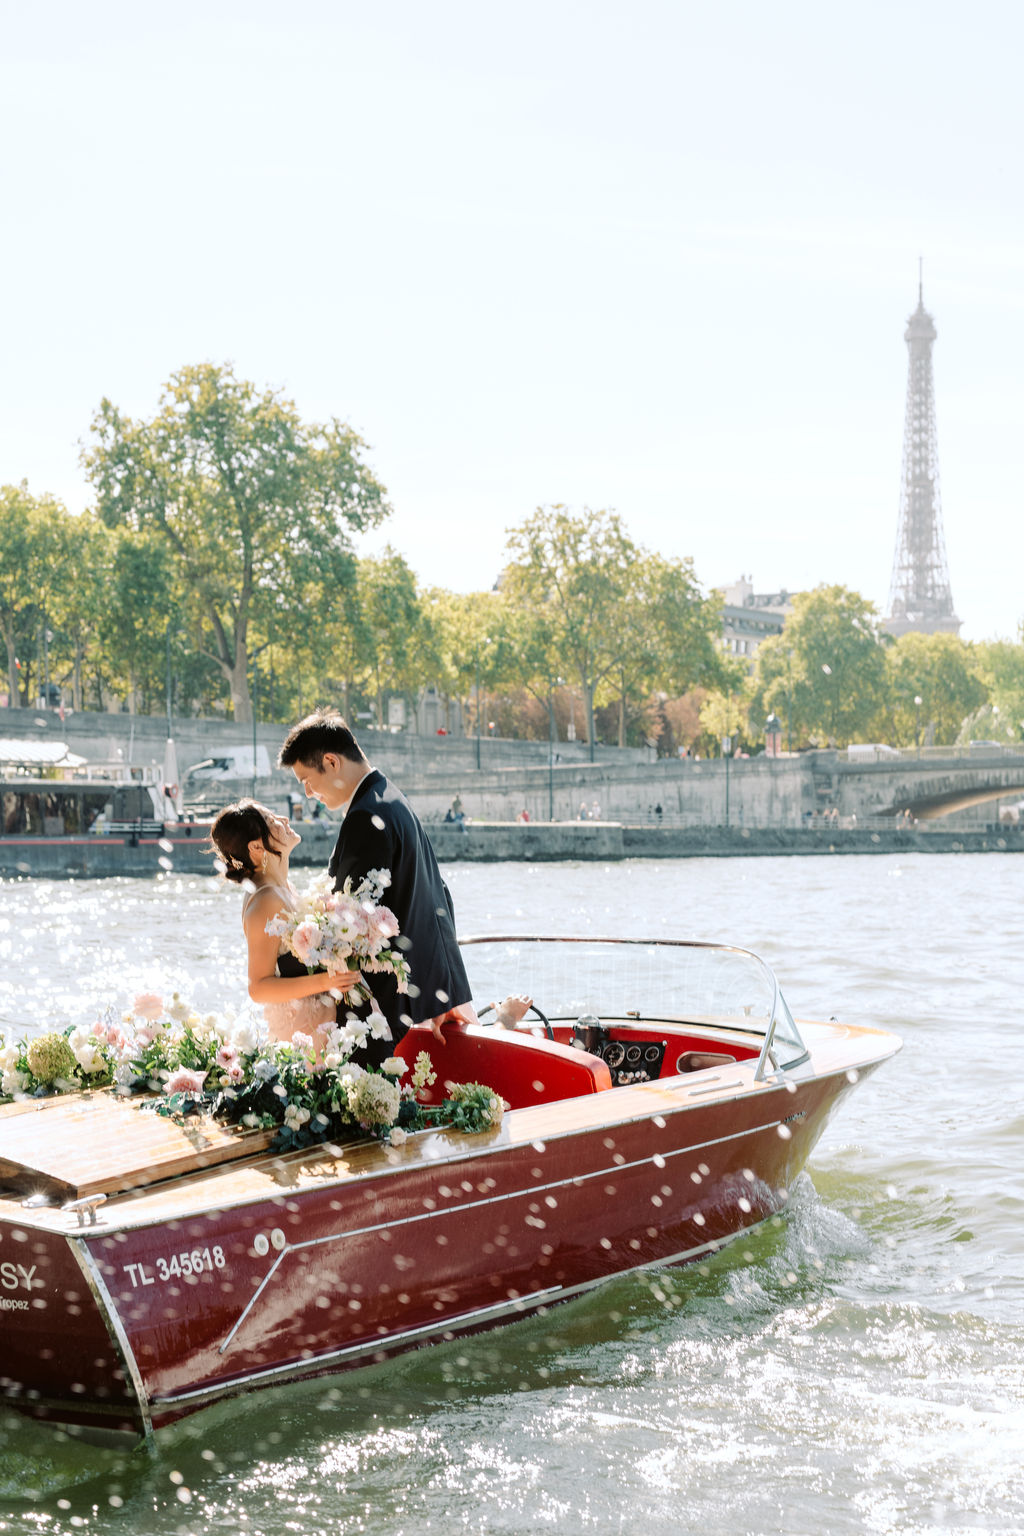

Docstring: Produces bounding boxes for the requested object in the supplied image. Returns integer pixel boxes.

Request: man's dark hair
[278,709,366,770]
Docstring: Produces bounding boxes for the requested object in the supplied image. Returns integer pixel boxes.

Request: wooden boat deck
[0,1091,276,1201]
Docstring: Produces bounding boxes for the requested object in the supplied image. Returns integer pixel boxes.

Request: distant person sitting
[577,802,589,820]
[516,808,530,823]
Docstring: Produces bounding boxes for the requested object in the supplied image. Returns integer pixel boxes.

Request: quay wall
[2,821,1020,880]
[4,707,1024,844]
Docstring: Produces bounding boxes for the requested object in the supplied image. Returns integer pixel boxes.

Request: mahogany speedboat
[0,937,900,1439]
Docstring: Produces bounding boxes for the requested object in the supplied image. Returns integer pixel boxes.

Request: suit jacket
[329,769,471,1040]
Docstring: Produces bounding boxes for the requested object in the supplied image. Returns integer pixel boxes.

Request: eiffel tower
[884,268,961,637]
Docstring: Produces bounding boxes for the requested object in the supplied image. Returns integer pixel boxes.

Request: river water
[0,853,1022,1536]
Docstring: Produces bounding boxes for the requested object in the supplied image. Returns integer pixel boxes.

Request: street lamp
[251,658,259,799]
[914,695,923,754]
[821,663,836,744]
[765,712,782,758]
[548,674,564,821]
[722,732,733,828]
[474,636,491,771]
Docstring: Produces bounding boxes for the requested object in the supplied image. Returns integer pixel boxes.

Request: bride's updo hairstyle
[211,800,282,885]
[278,707,365,770]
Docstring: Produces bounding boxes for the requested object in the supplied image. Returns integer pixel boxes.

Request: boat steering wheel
[477,1000,555,1041]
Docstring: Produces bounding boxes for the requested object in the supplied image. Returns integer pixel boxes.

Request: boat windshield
[460,936,809,1075]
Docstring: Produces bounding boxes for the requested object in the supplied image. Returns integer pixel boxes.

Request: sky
[2,0,1022,643]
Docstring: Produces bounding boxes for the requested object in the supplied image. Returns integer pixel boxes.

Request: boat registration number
[121,1247,227,1289]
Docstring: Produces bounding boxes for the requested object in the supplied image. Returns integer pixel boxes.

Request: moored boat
[0,936,900,1439]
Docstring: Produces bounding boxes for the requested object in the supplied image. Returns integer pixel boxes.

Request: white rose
[230,1019,260,1055]
[366,1011,392,1041]
[388,1126,408,1147]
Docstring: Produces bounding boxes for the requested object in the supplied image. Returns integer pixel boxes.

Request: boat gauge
[603,1041,626,1069]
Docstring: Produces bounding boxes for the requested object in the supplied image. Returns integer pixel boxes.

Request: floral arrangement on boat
[266,868,411,1010]
[0,995,507,1151]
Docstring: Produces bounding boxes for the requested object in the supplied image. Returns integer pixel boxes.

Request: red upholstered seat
[395,1022,612,1110]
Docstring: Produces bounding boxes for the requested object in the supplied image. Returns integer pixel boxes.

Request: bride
[210,800,359,1047]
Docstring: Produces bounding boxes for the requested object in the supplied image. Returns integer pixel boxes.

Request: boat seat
[396,1022,613,1110]
[675,1050,737,1073]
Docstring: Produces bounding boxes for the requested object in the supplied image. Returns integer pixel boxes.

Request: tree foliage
[502,505,726,752]
[0,482,79,706]
[753,585,888,747]
[880,632,985,746]
[971,636,1024,743]
[83,363,390,722]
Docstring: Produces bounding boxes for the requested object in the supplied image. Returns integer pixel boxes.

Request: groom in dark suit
[278,709,475,1062]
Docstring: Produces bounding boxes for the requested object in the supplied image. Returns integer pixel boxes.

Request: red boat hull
[1,1026,888,1437]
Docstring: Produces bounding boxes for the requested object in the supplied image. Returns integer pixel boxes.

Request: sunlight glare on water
[0,853,1022,1535]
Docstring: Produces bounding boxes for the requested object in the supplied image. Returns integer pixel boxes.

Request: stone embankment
[2,819,1020,880]
[3,706,1024,878]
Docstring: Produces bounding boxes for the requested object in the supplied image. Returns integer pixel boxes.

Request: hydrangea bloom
[350,1072,401,1127]
[26,1034,77,1085]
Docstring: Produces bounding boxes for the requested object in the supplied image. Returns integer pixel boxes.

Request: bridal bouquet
[265,868,412,1011]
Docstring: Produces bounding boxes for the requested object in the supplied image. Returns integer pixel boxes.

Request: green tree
[699,687,753,754]
[753,585,888,747]
[602,553,733,747]
[96,528,179,713]
[503,506,641,757]
[970,636,1024,743]
[49,511,116,712]
[881,632,986,747]
[359,548,422,727]
[0,482,78,707]
[83,363,390,722]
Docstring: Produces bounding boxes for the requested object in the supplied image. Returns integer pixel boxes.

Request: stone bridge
[813,749,1024,821]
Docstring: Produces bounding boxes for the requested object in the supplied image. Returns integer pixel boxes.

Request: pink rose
[133,993,164,1021]
[291,920,321,966]
[215,1043,239,1068]
[367,906,399,942]
[164,1067,208,1097]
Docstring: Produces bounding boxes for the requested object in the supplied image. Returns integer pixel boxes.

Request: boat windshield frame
[459,935,809,1079]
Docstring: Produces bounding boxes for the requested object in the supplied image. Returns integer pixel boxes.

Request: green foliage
[83,362,390,721]
[753,585,889,747]
[880,632,986,746]
[502,506,726,751]
[417,1081,508,1134]
[699,688,751,752]
[94,527,178,712]
[0,482,79,706]
[503,506,636,751]
[970,638,1024,742]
